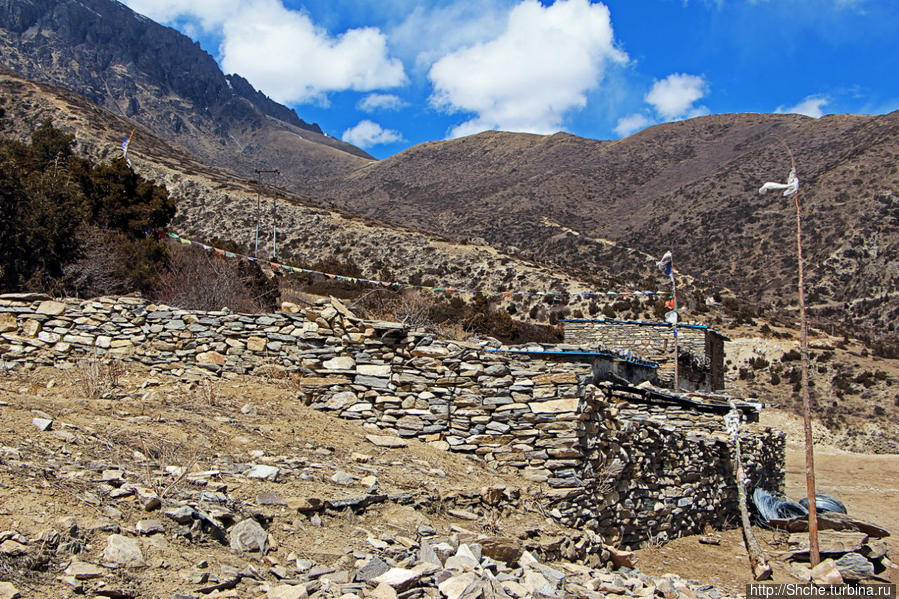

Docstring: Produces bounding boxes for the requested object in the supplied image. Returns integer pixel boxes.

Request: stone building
[0,295,782,548]
[562,319,728,392]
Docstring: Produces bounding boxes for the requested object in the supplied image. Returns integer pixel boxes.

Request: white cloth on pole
[759,168,799,197]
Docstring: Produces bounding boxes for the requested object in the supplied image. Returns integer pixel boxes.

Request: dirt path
[784,440,899,562]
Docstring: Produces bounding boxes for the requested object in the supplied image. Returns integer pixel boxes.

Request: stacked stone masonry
[563,320,726,392]
[0,295,784,548]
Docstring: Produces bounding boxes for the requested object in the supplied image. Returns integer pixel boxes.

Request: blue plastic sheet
[752,488,809,522]
[798,494,847,515]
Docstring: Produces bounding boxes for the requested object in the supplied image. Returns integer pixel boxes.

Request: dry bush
[153,245,267,312]
[63,227,133,297]
[137,435,199,499]
[67,356,124,398]
[98,429,200,499]
[353,288,562,343]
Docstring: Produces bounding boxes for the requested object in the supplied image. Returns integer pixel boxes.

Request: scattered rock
[350,452,371,463]
[835,552,875,580]
[371,568,421,592]
[479,537,522,564]
[365,434,407,448]
[64,561,105,580]
[419,540,442,567]
[257,492,287,506]
[0,540,27,556]
[135,520,165,535]
[809,558,843,585]
[103,534,146,567]
[135,487,161,511]
[607,546,637,569]
[330,470,356,486]
[164,506,197,524]
[32,417,53,431]
[369,582,398,599]
[247,464,280,481]
[229,519,269,554]
[438,573,480,599]
[355,556,390,582]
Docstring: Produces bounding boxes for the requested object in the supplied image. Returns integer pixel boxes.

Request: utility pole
[252,169,280,259]
[271,192,278,260]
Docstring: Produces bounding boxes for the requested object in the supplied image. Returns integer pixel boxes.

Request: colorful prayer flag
[656,251,673,277]
[121,130,134,168]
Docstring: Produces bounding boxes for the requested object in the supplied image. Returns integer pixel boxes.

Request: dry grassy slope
[723,323,899,454]
[0,0,373,184]
[0,71,651,324]
[325,114,899,336]
[0,365,556,597]
[4,72,897,447]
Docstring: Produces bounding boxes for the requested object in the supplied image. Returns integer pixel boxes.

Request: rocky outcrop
[0,0,373,184]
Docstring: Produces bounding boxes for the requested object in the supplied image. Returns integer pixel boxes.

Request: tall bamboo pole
[782,142,820,566]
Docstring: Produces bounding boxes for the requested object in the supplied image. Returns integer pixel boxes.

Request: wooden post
[793,170,820,567]
[672,267,680,392]
[780,142,820,566]
[729,404,773,580]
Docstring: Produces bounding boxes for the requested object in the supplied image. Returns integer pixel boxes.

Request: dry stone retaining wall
[0,295,784,547]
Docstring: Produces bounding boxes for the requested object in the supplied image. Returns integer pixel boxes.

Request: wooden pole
[672,266,680,392]
[782,142,820,566]
[731,409,773,580]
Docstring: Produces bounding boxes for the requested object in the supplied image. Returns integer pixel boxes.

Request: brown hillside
[324,114,899,338]
[1,71,896,454]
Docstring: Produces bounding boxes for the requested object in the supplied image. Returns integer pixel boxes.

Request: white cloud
[644,73,709,120]
[358,93,407,112]
[614,113,653,137]
[390,1,513,70]
[122,0,406,104]
[122,0,239,31]
[427,0,627,138]
[341,120,404,148]
[776,95,828,118]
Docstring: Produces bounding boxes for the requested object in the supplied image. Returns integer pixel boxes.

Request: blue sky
[122,0,898,159]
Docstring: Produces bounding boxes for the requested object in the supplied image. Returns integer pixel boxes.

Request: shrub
[0,121,173,295]
[153,246,270,312]
[781,349,802,362]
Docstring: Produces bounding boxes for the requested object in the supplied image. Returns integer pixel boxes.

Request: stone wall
[563,319,726,391]
[0,295,784,547]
